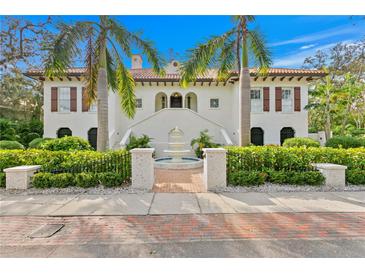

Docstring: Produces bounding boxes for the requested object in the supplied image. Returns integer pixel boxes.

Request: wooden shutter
[275,87,282,112]
[70,87,77,112]
[263,87,270,112]
[294,86,301,111]
[82,87,89,112]
[51,87,58,112]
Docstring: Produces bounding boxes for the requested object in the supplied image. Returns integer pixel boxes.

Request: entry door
[170,96,182,108]
[88,128,98,150]
[251,128,264,146]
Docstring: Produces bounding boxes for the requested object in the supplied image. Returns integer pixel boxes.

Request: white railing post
[202,148,227,190]
[131,148,155,190]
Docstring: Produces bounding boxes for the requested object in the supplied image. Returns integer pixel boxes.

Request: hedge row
[0,149,130,172]
[226,146,365,171]
[228,170,325,186]
[32,172,128,188]
[0,173,5,188]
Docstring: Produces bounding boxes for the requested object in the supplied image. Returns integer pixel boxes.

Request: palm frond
[180,28,236,87]
[217,38,237,81]
[247,29,272,75]
[84,28,99,104]
[107,18,132,57]
[44,22,88,78]
[116,61,136,119]
[106,48,117,91]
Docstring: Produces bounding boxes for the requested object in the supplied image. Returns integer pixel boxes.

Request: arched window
[170,92,183,108]
[184,92,198,112]
[155,92,168,112]
[280,127,295,145]
[251,127,264,146]
[57,128,72,138]
[88,128,98,150]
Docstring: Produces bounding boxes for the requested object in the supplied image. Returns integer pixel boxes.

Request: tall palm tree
[180,16,271,146]
[44,16,164,151]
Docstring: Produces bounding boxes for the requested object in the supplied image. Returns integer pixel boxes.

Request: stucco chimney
[131,54,142,69]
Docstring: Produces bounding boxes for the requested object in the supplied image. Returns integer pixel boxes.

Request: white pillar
[4,165,41,190]
[131,148,155,190]
[203,148,227,190]
[312,163,347,189]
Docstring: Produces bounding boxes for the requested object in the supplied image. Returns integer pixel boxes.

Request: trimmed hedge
[0,140,24,150]
[40,136,92,151]
[346,170,365,185]
[283,137,320,148]
[32,172,128,188]
[28,137,53,149]
[326,136,365,149]
[0,172,5,188]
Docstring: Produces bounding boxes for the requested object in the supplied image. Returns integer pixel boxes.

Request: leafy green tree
[44,16,164,151]
[180,16,271,146]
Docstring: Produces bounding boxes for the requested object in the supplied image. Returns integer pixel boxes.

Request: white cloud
[300,44,317,50]
[269,23,363,47]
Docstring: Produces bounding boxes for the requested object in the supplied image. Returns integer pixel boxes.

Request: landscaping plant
[325,136,365,149]
[283,137,320,148]
[126,134,152,150]
[40,136,92,151]
[0,140,24,150]
[191,130,218,158]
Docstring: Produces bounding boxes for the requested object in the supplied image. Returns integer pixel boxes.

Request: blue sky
[8,15,365,68]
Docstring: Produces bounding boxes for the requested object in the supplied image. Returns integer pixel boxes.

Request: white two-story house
[25,54,325,156]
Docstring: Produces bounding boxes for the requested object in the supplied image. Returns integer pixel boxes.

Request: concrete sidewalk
[0,191,364,216]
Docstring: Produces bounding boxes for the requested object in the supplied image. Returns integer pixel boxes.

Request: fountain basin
[154,157,203,170]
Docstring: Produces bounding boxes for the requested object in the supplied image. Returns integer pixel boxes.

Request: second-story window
[59,87,71,112]
[250,89,262,112]
[282,88,293,112]
[136,98,143,109]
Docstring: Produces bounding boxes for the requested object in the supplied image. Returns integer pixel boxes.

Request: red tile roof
[25,67,326,81]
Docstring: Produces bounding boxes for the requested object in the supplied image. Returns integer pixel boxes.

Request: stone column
[312,163,347,189]
[131,148,155,190]
[4,165,41,190]
[203,148,227,190]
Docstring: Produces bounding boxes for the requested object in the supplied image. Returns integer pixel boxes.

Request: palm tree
[180,16,271,146]
[44,16,164,151]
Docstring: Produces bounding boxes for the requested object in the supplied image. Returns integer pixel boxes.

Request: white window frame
[250,88,263,113]
[58,87,71,113]
[282,87,294,113]
[136,98,143,109]
[209,98,220,109]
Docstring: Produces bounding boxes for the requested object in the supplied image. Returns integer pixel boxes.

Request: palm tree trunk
[96,67,109,151]
[238,19,251,146]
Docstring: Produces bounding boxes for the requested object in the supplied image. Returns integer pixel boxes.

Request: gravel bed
[0,184,149,195]
[212,183,365,193]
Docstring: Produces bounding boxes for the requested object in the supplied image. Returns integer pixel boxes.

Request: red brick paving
[1,213,365,246]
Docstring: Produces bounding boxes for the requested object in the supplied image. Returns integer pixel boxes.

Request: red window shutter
[70,87,77,112]
[263,87,270,112]
[51,87,58,112]
[294,86,301,111]
[82,87,89,112]
[275,87,282,112]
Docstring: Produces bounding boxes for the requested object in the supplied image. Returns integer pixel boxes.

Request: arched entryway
[88,128,97,150]
[57,127,72,138]
[155,92,168,111]
[251,127,264,146]
[170,92,183,108]
[280,127,295,144]
[185,92,197,112]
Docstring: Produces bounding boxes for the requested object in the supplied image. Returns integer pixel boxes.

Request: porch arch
[155,92,168,112]
[185,92,198,112]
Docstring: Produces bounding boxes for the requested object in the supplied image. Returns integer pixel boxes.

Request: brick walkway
[1,213,364,246]
[153,168,205,192]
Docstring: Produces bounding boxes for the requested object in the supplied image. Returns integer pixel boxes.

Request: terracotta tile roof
[25,67,326,81]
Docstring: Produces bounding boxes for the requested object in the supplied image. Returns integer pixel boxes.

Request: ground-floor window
[88,128,97,150]
[280,127,295,144]
[251,127,264,146]
[57,127,72,138]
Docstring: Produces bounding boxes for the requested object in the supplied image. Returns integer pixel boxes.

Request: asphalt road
[2,238,365,258]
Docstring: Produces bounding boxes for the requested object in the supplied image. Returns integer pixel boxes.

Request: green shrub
[0,140,24,150]
[96,172,126,187]
[40,136,92,151]
[267,170,325,185]
[52,173,76,188]
[191,130,219,158]
[28,137,53,149]
[228,170,267,186]
[326,136,365,149]
[32,172,54,188]
[126,134,152,150]
[0,172,5,188]
[283,137,320,148]
[75,172,99,188]
[346,170,365,185]
[24,132,41,145]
